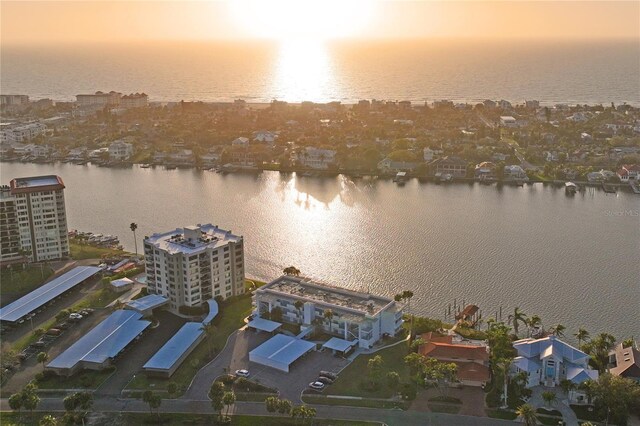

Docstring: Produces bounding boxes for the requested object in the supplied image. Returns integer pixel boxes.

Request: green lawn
[428,403,461,414]
[12,317,57,351]
[0,265,53,302]
[325,342,411,399]
[127,288,256,394]
[70,286,121,310]
[69,240,130,260]
[486,409,517,420]
[35,367,115,389]
[570,404,602,422]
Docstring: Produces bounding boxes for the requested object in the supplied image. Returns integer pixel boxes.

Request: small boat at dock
[393,172,407,184]
[565,182,578,195]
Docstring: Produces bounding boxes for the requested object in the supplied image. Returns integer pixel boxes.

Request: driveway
[184,328,349,402]
[528,386,578,426]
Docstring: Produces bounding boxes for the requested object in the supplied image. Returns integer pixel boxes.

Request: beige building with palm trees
[252,275,404,349]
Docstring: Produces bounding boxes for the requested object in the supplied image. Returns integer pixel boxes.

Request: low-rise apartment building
[252,275,404,349]
[144,224,245,312]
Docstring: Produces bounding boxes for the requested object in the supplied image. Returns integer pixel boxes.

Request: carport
[249,334,315,372]
[125,294,168,316]
[247,317,282,333]
[322,337,358,356]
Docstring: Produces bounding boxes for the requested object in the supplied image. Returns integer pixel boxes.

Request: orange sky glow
[1,1,638,45]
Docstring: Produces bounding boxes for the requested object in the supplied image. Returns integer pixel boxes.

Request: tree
[283,266,300,276]
[575,328,590,347]
[542,390,556,408]
[526,315,542,337]
[507,307,527,337]
[423,357,458,398]
[560,379,576,401]
[209,381,226,422]
[223,391,236,419]
[622,338,635,349]
[8,393,22,419]
[549,324,566,338]
[386,371,400,391]
[21,383,40,414]
[516,403,538,426]
[582,333,616,373]
[64,392,93,426]
[394,290,414,337]
[39,415,58,426]
[142,390,161,420]
[367,355,384,388]
[200,322,217,357]
[265,396,279,413]
[591,373,640,425]
[130,222,138,257]
[495,357,513,408]
[36,351,49,369]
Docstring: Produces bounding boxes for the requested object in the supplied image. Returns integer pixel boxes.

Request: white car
[309,381,325,390]
[235,369,250,378]
[69,313,83,320]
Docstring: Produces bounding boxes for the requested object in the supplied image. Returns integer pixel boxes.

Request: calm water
[2,163,639,340]
[2,39,639,105]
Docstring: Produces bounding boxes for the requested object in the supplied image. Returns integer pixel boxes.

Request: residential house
[377,158,420,173]
[419,332,490,387]
[525,100,540,109]
[475,162,496,179]
[232,137,250,147]
[169,149,195,166]
[200,151,221,168]
[393,119,414,126]
[109,140,134,161]
[429,156,467,177]
[511,336,598,390]
[498,100,513,110]
[499,116,517,128]
[297,147,337,170]
[544,151,559,162]
[253,131,278,145]
[503,165,528,180]
[423,147,440,162]
[617,164,640,182]
[608,343,640,383]
[491,153,509,162]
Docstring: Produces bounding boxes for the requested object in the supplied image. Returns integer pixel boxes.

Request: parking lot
[230,328,351,402]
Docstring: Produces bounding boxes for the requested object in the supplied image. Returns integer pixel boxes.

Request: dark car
[319,371,337,380]
[317,376,334,385]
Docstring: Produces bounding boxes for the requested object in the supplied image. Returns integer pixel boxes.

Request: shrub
[486,387,502,408]
[401,383,417,400]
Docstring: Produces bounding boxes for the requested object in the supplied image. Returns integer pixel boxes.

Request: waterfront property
[144,224,245,312]
[429,156,467,177]
[143,322,205,377]
[47,310,151,376]
[511,336,598,389]
[0,266,101,324]
[608,342,640,383]
[0,185,22,266]
[249,333,316,372]
[252,275,404,349]
[125,294,169,316]
[419,332,490,387]
[8,175,70,262]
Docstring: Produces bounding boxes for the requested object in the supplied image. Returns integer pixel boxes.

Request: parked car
[31,341,45,348]
[309,381,325,390]
[317,376,334,385]
[235,369,250,378]
[57,322,70,329]
[69,313,83,321]
[319,371,337,380]
[46,328,62,336]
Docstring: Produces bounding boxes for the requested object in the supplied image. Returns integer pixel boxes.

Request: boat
[300,172,313,177]
[630,181,640,195]
[565,182,578,195]
[439,173,453,183]
[393,172,407,184]
[601,182,617,194]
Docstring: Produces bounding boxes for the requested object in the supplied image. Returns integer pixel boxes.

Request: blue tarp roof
[247,317,282,332]
[202,300,218,325]
[126,294,168,312]
[0,266,100,323]
[47,310,150,369]
[250,334,315,366]
[322,337,358,352]
[143,322,204,371]
[110,277,134,288]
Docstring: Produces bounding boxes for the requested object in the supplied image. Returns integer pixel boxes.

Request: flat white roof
[110,277,134,288]
[249,334,315,367]
[0,266,100,323]
[322,337,358,352]
[143,322,204,371]
[126,294,168,312]
[247,317,282,332]
[47,310,150,370]
[145,224,241,255]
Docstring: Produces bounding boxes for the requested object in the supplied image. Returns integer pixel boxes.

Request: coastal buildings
[252,275,404,349]
[75,91,121,108]
[616,164,640,182]
[0,95,29,107]
[419,332,490,387]
[511,336,598,388]
[109,140,135,161]
[8,175,70,262]
[474,162,496,179]
[503,165,528,180]
[120,93,148,109]
[499,116,517,128]
[0,122,47,144]
[297,147,337,169]
[429,156,467,177]
[608,342,640,383]
[377,158,419,173]
[0,186,22,266]
[144,224,245,312]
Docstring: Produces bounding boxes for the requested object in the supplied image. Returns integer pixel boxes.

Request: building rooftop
[9,175,65,194]
[143,322,204,372]
[144,224,242,255]
[609,343,640,378]
[257,276,397,318]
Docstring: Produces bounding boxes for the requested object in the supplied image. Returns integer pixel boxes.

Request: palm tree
[39,415,58,426]
[394,290,414,337]
[550,324,566,338]
[283,266,301,276]
[516,404,538,426]
[526,315,542,337]
[36,351,49,370]
[130,223,138,257]
[323,309,334,333]
[542,390,556,407]
[574,328,590,347]
[200,323,217,357]
[508,307,527,337]
[495,357,513,408]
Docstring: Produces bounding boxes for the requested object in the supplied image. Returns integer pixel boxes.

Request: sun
[228,0,377,41]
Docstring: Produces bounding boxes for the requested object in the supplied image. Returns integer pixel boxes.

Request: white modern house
[144,224,245,312]
[297,147,337,169]
[109,140,134,161]
[252,275,404,349]
[511,336,598,389]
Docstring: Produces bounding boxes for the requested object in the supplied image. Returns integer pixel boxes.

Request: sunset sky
[1,1,639,45]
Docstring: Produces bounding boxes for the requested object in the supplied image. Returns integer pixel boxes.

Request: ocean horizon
[2,38,639,106]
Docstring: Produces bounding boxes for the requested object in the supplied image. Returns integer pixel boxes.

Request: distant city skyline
[1,1,639,45]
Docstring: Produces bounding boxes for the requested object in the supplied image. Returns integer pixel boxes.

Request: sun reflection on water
[270,40,335,103]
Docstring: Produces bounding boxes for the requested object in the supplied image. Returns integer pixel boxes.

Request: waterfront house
[503,165,528,180]
[429,156,467,177]
[169,149,195,166]
[252,275,404,349]
[419,332,490,387]
[474,162,496,179]
[617,164,640,182]
[499,116,517,128]
[109,140,134,161]
[511,336,598,389]
[200,151,221,168]
[296,147,337,170]
[608,342,640,383]
[377,158,420,173]
[253,131,278,145]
